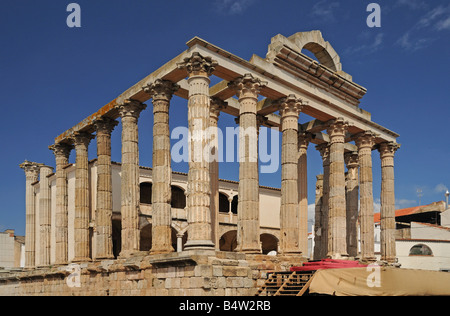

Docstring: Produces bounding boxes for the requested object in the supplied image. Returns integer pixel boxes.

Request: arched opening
[140,182,152,204]
[260,234,278,255]
[171,186,186,209]
[219,192,230,213]
[301,42,337,71]
[112,219,122,258]
[231,195,238,214]
[219,230,237,252]
[409,244,433,256]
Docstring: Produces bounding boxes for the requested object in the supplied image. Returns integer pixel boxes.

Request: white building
[0,230,25,269]
[374,201,450,271]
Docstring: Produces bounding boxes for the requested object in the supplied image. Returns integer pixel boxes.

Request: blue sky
[1,0,449,235]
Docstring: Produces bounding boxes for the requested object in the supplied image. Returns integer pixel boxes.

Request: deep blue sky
[1,0,449,235]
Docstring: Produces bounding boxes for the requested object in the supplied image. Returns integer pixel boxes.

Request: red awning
[291,259,368,272]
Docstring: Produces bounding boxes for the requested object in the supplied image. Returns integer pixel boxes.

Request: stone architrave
[298,132,311,255]
[71,132,94,262]
[344,152,359,258]
[355,131,376,262]
[316,143,330,260]
[228,74,267,254]
[49,143,73,265]
[143,79,180,254]
[178,52,217,250]
[276,95,303,255]
[117,100,147,257]
[94,117,118,260]
[326,118,349,259]
[379,142,400,263]
[313,174,324,260]
[209,97,227,250]
[38,165,54,267]
[20,161,43,268]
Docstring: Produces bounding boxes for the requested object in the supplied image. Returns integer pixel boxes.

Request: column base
[239,248,262,255]
[326,253,350,260]
[71,257,92,263]
[183,240,215,251]
[93,255,115,261]
[119,250,146,259]
[150,246,175,255]
[279,251,302,256]
[360,256,377,263]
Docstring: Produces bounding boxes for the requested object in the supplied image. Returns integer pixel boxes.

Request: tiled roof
[374,202,439,223]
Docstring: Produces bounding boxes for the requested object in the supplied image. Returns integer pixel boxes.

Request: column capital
[378,142,400,158]
[344,151,359,168]
[276,94,304,117]
[49,142,74,159]
[117,99,147,119]
[143,79,180,101]
[355,131,377,150]
[71,131,94,148]
[19,160,44,180]
[210,97,228,120]
[256,114,268,129]
[316,143,330,161]
[298,131,313,151]
[228,73,267,100]
[177,52,217,76]
[94,117,118,135]
[326,117,349,140]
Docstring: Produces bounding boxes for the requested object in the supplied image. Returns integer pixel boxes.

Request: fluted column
[345,152,359,258]
[355,131,376,262]
[209,97,227,250]
[379,142,400,263]
[72,132,94,262]
[38,165,53,266]
[229,74,266,254]
[20,161,42,268]
[49,143,73,265]
[117,100,147,257]
[277,95,302,255]
[144,79,179,254]
[178,52,217,250]
[326,118,349,259]
[316,143,330,260]
[298,132,311,255]
[313,174,323,260]
[94,117,118,260]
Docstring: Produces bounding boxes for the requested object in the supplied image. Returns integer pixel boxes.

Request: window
[409,244,433,256]
[140,182,152,204]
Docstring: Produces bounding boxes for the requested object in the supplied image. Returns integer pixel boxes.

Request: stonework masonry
[0,251,305,296]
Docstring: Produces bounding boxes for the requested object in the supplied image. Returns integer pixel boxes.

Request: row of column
[21,52,398,267]
[313,123,399,262]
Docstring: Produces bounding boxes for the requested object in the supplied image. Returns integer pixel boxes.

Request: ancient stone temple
[2,31,400,296]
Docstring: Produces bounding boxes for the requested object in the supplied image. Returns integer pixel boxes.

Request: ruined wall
[0,251,305,296]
